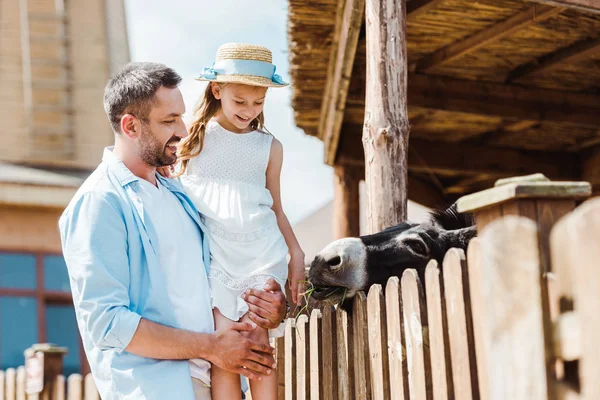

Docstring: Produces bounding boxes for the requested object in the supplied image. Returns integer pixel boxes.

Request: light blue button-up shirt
[59,148,213,399]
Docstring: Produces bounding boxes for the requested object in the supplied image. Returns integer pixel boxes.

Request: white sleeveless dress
[181,119,289,323]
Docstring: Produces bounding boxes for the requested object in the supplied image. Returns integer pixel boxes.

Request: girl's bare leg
[240,313,278,400]
[211,308,242,400]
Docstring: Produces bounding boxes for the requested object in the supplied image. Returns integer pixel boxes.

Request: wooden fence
[0,367,98,400]
[277,197,600,399]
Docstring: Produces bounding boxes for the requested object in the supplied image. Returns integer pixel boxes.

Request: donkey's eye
[326,256,341,267]
[405,239,429,257]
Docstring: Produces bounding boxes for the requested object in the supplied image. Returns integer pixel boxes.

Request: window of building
[0,251,88,375]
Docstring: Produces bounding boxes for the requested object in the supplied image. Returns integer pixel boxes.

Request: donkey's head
[307,203,476,306]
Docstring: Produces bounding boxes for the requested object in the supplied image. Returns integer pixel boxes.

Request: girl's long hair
[176,82,266,176]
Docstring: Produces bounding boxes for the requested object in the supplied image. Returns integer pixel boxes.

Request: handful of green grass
[294,281,348,319]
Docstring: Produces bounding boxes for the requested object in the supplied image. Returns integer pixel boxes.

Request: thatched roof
[287,0,600,204]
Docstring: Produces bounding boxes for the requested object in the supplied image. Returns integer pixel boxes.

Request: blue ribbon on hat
[198,59,287,85]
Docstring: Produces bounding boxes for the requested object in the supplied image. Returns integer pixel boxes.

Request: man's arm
[60,192,275,379]
[125,318,275,380]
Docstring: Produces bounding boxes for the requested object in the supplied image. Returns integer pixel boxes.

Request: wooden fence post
[353,292,371,399]
[367,284,390,400]
[83,374,98,400]
[52,375,65,400]
[276,336,286,400]
[6,368,16,400]
[551,197,600,399]
[424,260,452,400]
[285,319,297,400]
[321,306,338,400]
[401,269,432,400]
[16,366,25,400]
[66,374,82,400]
[0,369,4,400]
[473,216,548,399]
[442,249,479,400]
[336,308,352,399]
[310,309,323,400]
[385,277,407,400]
[296,315,310,400]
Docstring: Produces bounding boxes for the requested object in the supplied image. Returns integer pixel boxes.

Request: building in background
[0,0,129,375]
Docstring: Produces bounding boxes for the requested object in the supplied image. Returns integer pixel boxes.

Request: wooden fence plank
[385,277,407,400]
[276,336,286,400]
[321,306,338,400]
[424,260,452,400]
[53,375,65,400]
[15,367,24,400]
[401,269,432,400]
[83,373,99,400]
[310,309,323,400]
[551,198,600,399]
[476,216,547,399]
[367,284,390,400]
[466,238,490,400]
[66,374,82,400]
[353,291,372,400]
[296,314,310,400]
[6,368,16,400]
[442,248,478,400]
[0,370,4,400]
[285,319,297,400]
[336,308,352,399]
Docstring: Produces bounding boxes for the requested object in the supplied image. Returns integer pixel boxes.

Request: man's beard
[138,124,179,167]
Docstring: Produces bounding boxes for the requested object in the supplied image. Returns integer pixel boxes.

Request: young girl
[177,43,305,399]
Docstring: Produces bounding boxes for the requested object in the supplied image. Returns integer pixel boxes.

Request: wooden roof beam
[531,0,600,14]
[319,0,365,165]
[406,0,445,18]
[415,4,563,72]
[506,37,600,83]
[338,135,579,181]
[462,120,540,145]
[406,74,600,128]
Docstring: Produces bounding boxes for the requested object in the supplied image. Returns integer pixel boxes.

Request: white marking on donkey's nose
[319,237,366,270]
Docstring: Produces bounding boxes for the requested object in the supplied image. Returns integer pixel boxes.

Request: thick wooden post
[333,165,362,239]
[363,0,410,233]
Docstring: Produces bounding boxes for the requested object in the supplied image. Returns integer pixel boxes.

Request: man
[59,62,288,399]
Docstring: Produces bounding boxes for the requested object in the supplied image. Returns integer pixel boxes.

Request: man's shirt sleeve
[59,191,142,352]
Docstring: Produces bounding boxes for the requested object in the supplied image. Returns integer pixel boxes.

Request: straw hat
[196,43,288,88]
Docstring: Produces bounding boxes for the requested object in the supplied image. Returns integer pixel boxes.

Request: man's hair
[103,62,182,133]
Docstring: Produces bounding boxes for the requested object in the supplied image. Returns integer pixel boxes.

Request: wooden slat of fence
[0,370,4,400]
[277,336,286,400]
[552,198,600,399]
[310,309,323,400]
[15,366,24,400]
[443,248,478,400]
[336,308,352,399]
[67,374,83,400]
[321,306,338,400]
[385,277,407,400]
[6,368,16,400]
[401,269,432,400]
[367,284,390,400]
[84,373,99,400]
[425,260,452,400]
[353,291,372,399]
[476,216,547,399]
[54,375,65,400]
[285,319,297,400]
[466,238,490,400]
[296,314,310,400]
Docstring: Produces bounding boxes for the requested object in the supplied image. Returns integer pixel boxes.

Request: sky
[124,0,334,223]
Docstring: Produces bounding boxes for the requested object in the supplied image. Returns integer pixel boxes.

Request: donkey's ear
[430,202,475,230]
[441,226,477,250]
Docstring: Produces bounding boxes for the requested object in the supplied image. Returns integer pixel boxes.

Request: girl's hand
[157,165,174,178]
[288,256,306,306]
